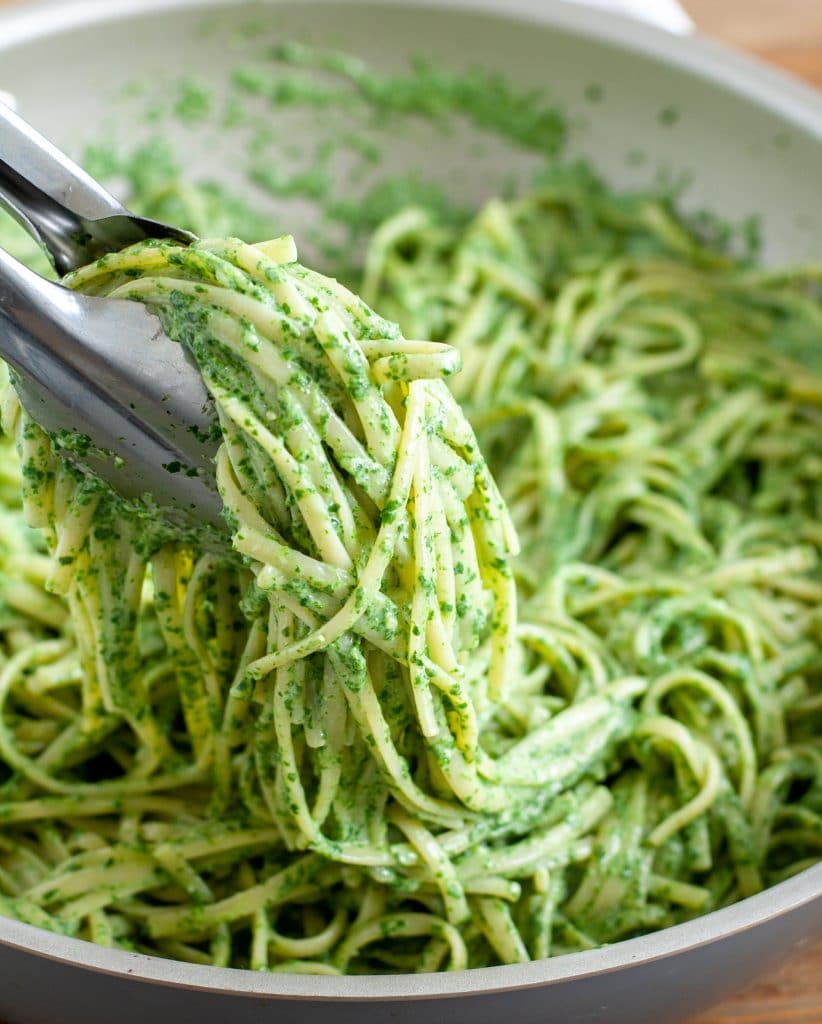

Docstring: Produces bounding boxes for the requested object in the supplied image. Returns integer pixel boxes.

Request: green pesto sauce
[0,42,818,977]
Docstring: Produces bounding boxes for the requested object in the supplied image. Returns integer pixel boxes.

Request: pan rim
[0,0,820,1002]
[1,0,821,132]
[0,864,818,999]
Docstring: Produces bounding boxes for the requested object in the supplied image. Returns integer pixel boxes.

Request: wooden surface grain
[688,939,822,1024]
[0,0,819,1021]
[684,0,822,86]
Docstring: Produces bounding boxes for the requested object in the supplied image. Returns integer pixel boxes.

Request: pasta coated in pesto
[0,172,819,972]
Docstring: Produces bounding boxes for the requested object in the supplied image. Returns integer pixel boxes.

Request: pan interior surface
[1,0,821,264]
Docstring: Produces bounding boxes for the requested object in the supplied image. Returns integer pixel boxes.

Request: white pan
[0,3,820,1022]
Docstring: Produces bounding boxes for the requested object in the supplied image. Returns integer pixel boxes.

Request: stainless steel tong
[0,101,222,526]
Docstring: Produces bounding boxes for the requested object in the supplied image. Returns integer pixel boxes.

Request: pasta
[0,128,820,974]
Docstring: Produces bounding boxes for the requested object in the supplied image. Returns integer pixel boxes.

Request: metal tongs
[0,102,222,526]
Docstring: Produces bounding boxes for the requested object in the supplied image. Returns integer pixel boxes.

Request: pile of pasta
[0,177,819,973]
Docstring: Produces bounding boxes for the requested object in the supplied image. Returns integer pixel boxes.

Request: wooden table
[684,0,822,87]
[0,0,819,1021]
